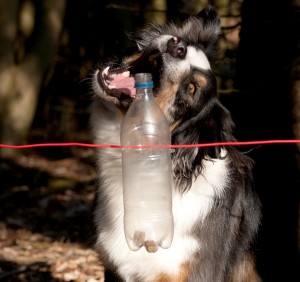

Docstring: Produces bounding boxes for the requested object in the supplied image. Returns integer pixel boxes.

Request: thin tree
[0,0,66,157]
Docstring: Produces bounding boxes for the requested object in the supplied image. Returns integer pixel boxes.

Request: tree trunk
[234,0,299,281]
[145,0,167,24]
[0,0,66,158]
[291,0,300,170]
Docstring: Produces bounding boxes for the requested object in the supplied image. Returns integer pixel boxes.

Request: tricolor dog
[90,6,261,282]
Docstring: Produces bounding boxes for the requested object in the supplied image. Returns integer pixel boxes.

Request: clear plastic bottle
[121,73,174,253]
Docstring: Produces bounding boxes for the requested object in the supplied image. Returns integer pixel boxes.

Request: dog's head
[93,5,220,110]
[93,6,237,191]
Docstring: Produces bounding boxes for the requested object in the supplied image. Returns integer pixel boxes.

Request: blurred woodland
[0,0,299,281]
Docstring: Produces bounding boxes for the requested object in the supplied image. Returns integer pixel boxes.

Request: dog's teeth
[102,67,110,76]
[108,85,116,89]
[122,71,130,77]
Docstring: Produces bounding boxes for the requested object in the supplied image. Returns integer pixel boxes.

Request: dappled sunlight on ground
[0,150,104,281]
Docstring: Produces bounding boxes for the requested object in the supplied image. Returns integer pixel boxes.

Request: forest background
[0,0,299,281]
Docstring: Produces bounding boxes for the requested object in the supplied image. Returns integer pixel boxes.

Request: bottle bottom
[124,215,173,252]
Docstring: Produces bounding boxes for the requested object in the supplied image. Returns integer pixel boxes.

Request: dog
[90,5,261,282]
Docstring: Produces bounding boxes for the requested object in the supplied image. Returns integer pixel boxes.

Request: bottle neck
[135,86,154,100]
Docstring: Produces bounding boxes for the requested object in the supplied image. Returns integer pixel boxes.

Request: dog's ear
[197,5,220,25]
[171,97,237,193]
[182,5,221,58]
[197,5,221,55]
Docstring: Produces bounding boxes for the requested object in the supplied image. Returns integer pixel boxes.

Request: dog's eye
[188,83,196,95]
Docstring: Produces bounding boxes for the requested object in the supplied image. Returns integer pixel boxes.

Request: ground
[0,148,104,282]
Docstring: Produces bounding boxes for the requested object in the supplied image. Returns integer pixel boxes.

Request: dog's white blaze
[172,154,229,232]
[186,46,211,70]
[154,35,210,70]
[93,116,230,281]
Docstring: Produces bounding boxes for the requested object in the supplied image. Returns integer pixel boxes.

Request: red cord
[0,140,299,149]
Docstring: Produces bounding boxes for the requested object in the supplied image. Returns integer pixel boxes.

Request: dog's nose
[166,37,187,59]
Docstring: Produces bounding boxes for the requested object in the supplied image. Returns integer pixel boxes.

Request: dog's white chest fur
[92,103,230,281]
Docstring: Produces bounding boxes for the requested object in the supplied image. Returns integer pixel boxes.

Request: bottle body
[121,73,174,252]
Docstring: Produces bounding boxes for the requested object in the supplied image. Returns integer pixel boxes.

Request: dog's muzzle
[166,37,187,59]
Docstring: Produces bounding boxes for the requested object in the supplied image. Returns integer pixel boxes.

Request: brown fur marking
[152,263,190,282]
[155,82,179,117]
[194,74,207,89]
[228,253,262,282]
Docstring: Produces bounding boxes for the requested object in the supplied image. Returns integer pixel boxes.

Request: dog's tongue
[103,67,135,97]
[113,73,135,96]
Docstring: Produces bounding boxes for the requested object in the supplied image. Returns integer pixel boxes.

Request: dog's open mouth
[99,66,135,99]
[97,49,162,106]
